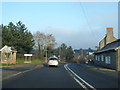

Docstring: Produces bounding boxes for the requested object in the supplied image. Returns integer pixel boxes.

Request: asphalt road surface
[2,63,119,89]
[66,63,118,88]
[2,63,81,88]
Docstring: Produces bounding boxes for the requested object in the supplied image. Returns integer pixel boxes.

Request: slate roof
[95,39,120,54]
[0,45,17,53]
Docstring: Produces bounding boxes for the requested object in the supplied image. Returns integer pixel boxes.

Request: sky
[1,2,118,49]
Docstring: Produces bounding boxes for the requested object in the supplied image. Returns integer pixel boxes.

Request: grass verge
[0,59,45,66]
[16,59,45,64]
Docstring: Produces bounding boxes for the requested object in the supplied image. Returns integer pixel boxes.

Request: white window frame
[108,56,111,64]
[101,55,104,62]
[105,56,111,64]
[95,55,97,61]
[105,57,108,64]
[98,56,100,61]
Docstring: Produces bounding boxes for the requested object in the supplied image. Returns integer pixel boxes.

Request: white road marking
[1,72,22,82]
[73,77,88,90]
[64,64,96,90]
[2,64,43,81]
[64,65,87,89]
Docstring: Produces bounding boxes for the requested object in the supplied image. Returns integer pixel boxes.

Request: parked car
[48,56,59,67]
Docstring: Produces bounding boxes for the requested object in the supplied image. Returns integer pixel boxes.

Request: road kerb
[81,64,116,72]
[89,66,116,72]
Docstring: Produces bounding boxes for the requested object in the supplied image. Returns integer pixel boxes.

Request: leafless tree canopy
[33,31,46,50]
[33,31,57,59]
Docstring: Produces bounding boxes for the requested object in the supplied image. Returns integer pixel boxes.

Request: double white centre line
[64,64,96,90]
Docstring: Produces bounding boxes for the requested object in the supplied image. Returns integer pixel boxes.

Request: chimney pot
[106,27,113,30]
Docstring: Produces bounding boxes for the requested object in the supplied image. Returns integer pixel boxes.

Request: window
[49,58,58,60]
[108,56,111,64]
[105,57,108,63]
[98,56,100,61]
[105,56,111,64]
[101,55,104,61]
[95,55,97,61]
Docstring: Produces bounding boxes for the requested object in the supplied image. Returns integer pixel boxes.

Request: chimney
[99,27,116,49]
[106,27,115,45]
[106,27,113,36]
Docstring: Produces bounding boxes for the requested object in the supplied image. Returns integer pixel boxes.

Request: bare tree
[33,31,57,59]
[33,31,46,59]
[45,34,57,48]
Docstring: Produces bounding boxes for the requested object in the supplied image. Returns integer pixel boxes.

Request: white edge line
[64,65,87,89]
[65,64,95,89]
[64,64,96,90]
[2,72,22,81]
[73,77,87,89]
[2,64,42,81]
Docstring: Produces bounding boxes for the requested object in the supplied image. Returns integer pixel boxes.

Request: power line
[79,2,97,49]
[79,2,93,34]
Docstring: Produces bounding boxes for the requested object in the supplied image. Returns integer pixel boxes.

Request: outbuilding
[0,45,17,64]
[94,39,120,71]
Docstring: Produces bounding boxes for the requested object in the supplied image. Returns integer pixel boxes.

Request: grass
[0,63,16,66]
[16,59,45,64]
[0,59,73,66]
[0,59,45,66]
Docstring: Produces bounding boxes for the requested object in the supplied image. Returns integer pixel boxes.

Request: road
[66,63,118,88]
[2,64,41,81]
[2,63,81,88]
[2,63,119,89]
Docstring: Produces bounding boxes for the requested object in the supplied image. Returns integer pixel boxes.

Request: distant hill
[74,48,96,54]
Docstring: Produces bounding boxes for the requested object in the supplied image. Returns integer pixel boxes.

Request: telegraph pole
[46,47,47,63]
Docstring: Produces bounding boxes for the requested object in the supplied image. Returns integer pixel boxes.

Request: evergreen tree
[66,46,74,60]
[59,43,67,60]
[2,21,34,54]
[58,43,74,61]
